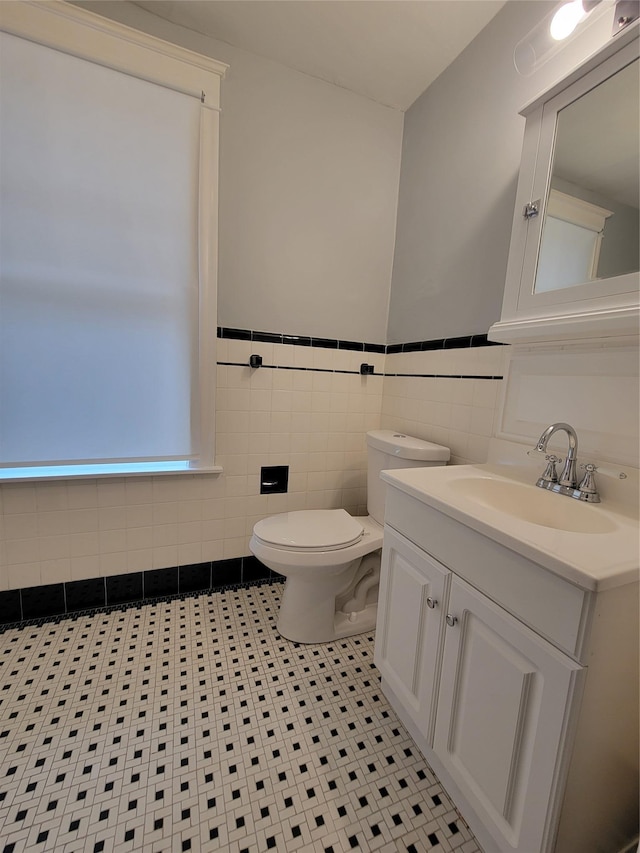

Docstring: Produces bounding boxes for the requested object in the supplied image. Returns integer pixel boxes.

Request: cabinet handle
[446,614,458,627]
[426,597,438,609]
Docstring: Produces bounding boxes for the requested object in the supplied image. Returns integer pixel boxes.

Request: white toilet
[249,430,450,643]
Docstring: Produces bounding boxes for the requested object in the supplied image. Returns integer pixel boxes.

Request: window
[535,189,613,293]
[0,2,226,480]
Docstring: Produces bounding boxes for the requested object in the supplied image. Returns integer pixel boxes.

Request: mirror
[535,57,639,294]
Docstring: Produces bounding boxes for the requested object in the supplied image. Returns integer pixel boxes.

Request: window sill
[0,462,224,483]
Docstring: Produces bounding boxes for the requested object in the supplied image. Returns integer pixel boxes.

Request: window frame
[0,0,227,481]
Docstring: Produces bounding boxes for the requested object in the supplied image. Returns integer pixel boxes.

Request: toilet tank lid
[366,430,450,461]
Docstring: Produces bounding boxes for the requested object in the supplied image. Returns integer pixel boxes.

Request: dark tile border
[66,578,106,613]
[384,373,504,380]
[0,557,283,629]
[217,327,503,354]
[21,583,66,620]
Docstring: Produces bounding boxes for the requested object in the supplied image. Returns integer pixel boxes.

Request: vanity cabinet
[433,577,580,853]
[375,485,639,853]
[375,527,450,744]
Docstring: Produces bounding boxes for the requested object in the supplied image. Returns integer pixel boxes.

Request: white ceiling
[134,0,506,110]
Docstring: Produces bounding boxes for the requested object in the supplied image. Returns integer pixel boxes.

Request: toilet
[249,430,450,643]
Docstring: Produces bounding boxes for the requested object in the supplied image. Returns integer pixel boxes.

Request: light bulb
[550,0,587,40]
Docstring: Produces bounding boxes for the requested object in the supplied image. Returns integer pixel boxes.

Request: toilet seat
[253,509,364,552]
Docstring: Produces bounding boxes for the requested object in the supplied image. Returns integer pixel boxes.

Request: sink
[448,476,617,534]
[380,460,638,590]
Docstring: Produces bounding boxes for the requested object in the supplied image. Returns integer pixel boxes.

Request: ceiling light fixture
[550,0,589,40]
[514,0,610,75]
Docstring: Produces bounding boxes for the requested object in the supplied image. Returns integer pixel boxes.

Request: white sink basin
[447,476,617,534]
[380,461,638,591]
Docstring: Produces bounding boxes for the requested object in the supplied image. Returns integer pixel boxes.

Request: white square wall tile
[97,480,126,507]
[126,504,154,528]
[152,545,178,567]
[40,557,72,584]
[6,537,40,565]
[67,509,99,534]
[99,551,127,576]
[177,542,203,565]
[226,339,252,363]
[249,366,274,390]
[35,483,69,511]
[152,525,178,548]
[450,405,472,434]
[272,369,294,392]
[99,528,128,553]
[126,526,153,551]
[152,502,178,526]
[225,387,252,411]
[472,379,499,410]
[38,534,71,559]
[124,478,154,506]
[70,554,101,580]
[7,560,41,588]
[312,347,337,370]
[67,480,100,509]
[37,510,70,537]
[1,483,38,514]
[470,406,495,438]
[4,512,38,539]
[126,548,154,572]
[98,506,127,531]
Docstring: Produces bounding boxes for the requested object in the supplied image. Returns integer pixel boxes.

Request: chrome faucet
[535,422,578,488]
[534,422,601,503]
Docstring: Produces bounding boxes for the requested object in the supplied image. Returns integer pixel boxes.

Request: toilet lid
[253,509,364,551]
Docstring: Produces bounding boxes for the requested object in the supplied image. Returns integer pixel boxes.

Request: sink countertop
[381,463,640,592]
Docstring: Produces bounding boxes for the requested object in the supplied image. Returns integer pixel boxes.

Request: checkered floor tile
[0,583,482,852]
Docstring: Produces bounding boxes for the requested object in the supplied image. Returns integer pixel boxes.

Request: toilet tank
[366,430,450,525]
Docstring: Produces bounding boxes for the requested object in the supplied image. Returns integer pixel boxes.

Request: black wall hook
[249,354,263,368]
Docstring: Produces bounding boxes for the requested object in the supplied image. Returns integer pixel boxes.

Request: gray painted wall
[78,2,403,345]
[387,0,615,343]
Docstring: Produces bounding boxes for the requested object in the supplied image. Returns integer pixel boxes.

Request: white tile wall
[381,346,508,465]
[0,341,506,590]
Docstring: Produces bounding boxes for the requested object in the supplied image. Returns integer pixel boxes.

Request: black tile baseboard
[106,572,144,606]
[0,589,21,624]
[178,562,212,593]
[66,578,106,613]
[0,557,283,628]
[143,566,179,599]
[22,583,66,620]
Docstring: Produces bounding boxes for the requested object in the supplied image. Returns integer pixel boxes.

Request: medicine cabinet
[490,21,639,343]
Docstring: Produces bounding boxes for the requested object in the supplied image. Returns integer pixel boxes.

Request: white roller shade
[0,31,202,468]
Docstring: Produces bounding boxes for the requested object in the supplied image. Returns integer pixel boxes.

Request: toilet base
[334,603,378,640]
[277,601,378,644]
[275,552,380,644]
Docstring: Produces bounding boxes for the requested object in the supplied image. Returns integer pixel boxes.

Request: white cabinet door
[433,577,584,853]
[375,527,450,743]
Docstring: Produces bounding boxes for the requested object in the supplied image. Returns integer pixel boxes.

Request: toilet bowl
[249,430,450,643]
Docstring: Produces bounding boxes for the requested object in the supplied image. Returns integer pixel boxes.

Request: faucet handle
[579,462,627,480]
[577,463,599,500]
[540,454,560,484]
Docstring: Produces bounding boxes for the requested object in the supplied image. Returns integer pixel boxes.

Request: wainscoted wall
[381,343,507,465]
[0,333,505,603]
